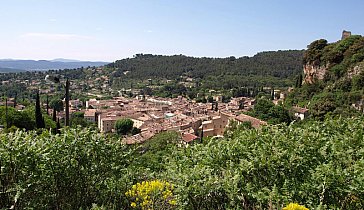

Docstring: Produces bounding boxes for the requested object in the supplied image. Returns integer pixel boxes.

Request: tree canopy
[115,118,134,135]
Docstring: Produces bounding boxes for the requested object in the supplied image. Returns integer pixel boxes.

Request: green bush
[1,117,364,209]
[0,128,133,209]
[164,117,364,209]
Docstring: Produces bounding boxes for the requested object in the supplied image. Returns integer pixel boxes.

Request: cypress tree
[35,91,45,129]
[52,108,57,122]
[295,76,299,88]
[46,94,49,115]
[14,93,17,108]
[200,128,204,143]
[56,118,61,134]
[239,100,244,110]
[295,74,303,88]
[41,116,45,128]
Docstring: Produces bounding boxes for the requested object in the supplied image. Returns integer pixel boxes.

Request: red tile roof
[235,114,267,128]
[182,133,199,143]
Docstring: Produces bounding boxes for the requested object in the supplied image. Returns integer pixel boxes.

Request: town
[1,73,270,143]
[1,65,313,144]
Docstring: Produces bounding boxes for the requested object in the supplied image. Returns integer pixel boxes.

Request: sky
[0,0,363,62]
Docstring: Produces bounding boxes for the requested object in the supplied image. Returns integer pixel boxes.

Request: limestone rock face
[348,64,363,78]
[303,63,328,84]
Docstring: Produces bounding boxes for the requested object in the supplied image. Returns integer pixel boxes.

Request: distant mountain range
[0,59,109,72]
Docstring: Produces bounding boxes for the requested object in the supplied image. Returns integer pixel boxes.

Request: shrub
[283,203,309,210]
[125,180,176,209]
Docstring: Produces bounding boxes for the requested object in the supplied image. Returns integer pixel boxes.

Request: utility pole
[65,79,70,126]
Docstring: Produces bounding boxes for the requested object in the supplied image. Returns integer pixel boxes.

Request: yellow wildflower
[283,203,309,210]
[168,199,177,205]
[125,180,176,209]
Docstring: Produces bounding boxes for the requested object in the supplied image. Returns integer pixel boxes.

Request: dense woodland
[108,50,304,88]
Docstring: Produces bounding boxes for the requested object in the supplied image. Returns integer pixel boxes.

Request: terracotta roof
[292,106,309,114]
[182,133,199,143]
[84,109,97,117]
[235,114,267,128]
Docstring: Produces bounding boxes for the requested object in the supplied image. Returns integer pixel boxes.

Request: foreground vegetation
[1,117,363,209]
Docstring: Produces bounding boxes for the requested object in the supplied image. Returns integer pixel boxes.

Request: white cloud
[20,32,92,41]
[144,30,153,33]
[49,18,57,22]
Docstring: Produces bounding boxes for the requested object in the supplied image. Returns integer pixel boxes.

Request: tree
[52,108,57,122]
[35,91,45,129]
[352,72,364,91]
[303,39,328,64]
[252,98,274,119]
[71,112,89,128]
[46,94,49,115]
[268,105,292,124]
[49,98,64,112]
[131,127,141,135]
[0,106,34,130]
[295,74,303,88]
[56,118,61,134]
[239,100,244,110]
[115,118,134,135]
[309,92,337,120]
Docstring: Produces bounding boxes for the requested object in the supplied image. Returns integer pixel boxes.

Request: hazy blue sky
[0,0,363,61]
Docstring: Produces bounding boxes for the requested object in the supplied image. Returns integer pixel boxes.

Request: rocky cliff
[302,35,364,85]
[303,63,328,84]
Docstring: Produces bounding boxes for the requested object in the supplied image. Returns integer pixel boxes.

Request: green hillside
[286,35,364,119]
[108,50,304,88]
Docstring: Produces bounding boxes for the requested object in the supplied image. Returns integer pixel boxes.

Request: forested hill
[286,34,364,118]
[108,50,304,87]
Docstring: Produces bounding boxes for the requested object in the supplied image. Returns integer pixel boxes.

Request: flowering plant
[283,203,309,210]
[125,180,176,209]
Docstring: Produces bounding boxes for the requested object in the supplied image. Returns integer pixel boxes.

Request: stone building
[341,30,351,40]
